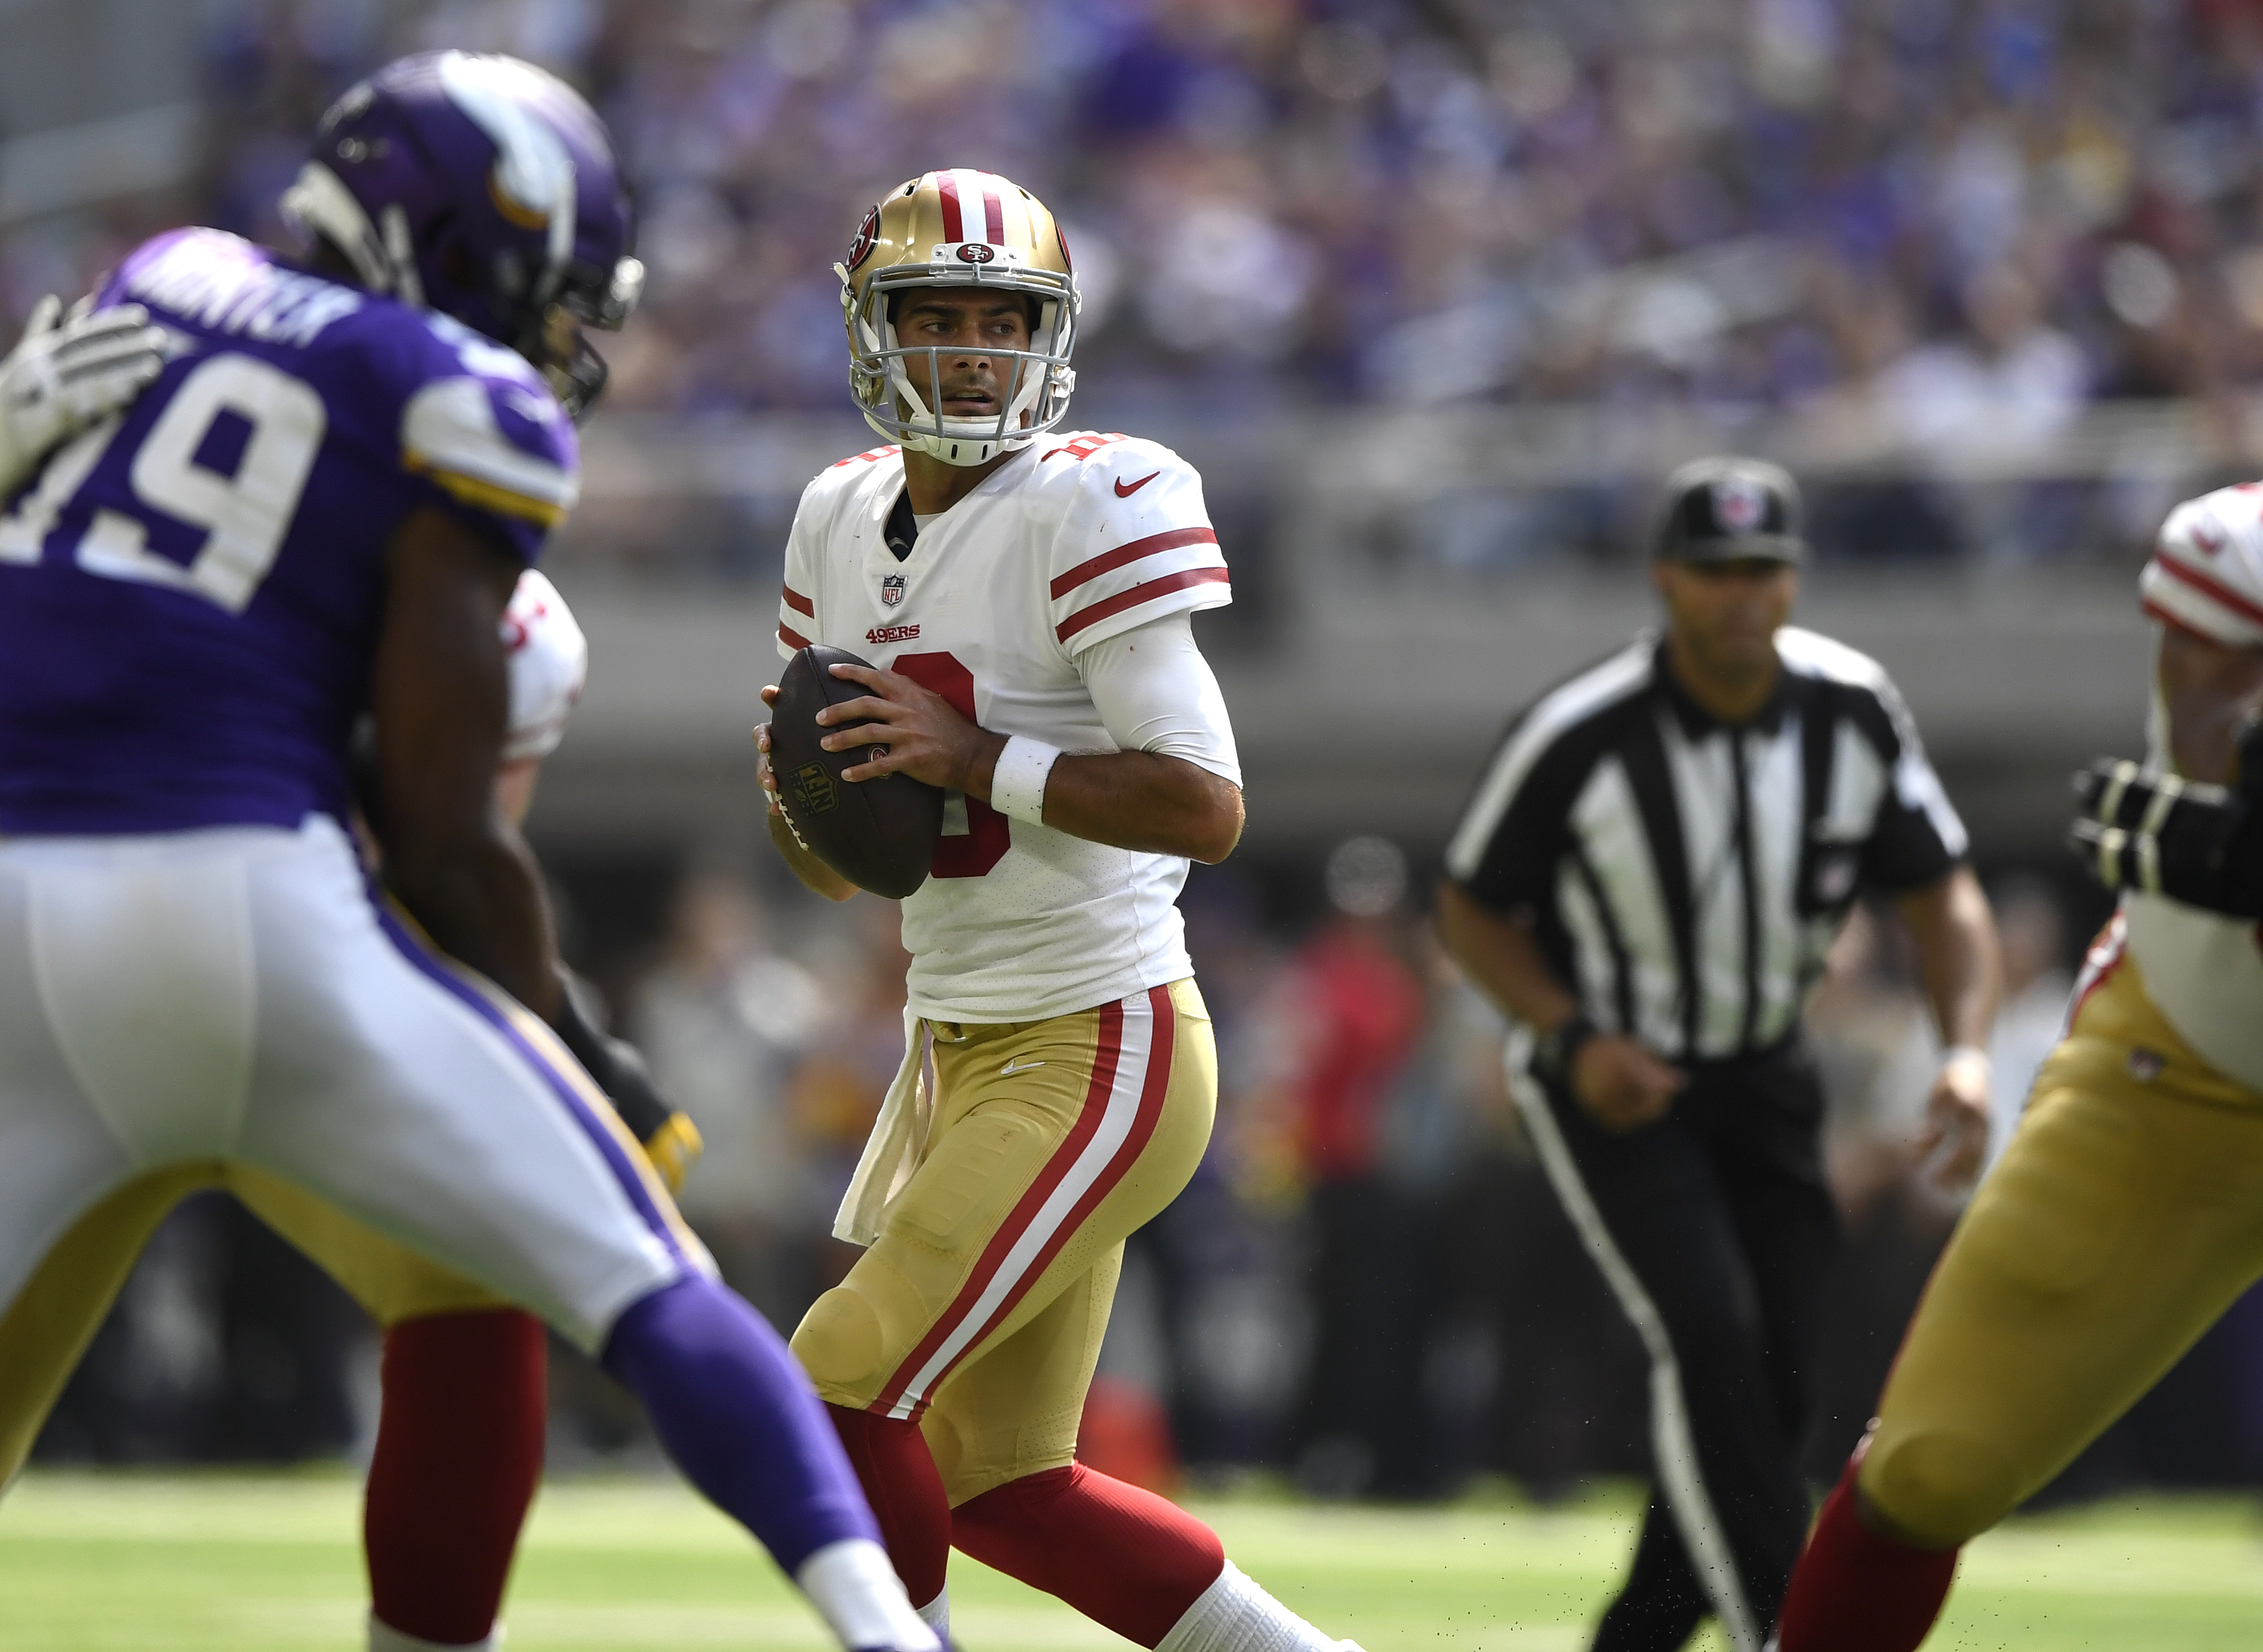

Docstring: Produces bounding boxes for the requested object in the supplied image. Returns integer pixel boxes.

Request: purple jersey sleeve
[386,312,580,566]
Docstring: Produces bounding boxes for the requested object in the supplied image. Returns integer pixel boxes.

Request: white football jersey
[502,568,587,763]
[775,431,1233,1021]
[2122,483,2263,1088]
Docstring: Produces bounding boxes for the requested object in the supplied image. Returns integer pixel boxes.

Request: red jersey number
[892,651,1011,878]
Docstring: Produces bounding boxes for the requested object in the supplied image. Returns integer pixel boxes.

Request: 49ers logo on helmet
[955,242,996,264]
[845,204,881,272]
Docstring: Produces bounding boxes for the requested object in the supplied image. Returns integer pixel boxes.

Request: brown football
[768,644,942,899]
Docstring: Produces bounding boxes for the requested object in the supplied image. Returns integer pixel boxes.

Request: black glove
[551,979,704,1193]
[2068,723,2263,918]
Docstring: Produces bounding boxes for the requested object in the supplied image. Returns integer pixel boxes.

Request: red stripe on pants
[871,1000,1129,1416]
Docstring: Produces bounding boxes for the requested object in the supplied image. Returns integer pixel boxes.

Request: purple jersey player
[0,227,573,832]
[0,52,930,1652]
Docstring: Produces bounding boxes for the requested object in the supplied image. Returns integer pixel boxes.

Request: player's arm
[1894,866,2001,1184]
[810,653,1244,864]
[369,504,564,1018]
[1435,881,1685,1132]
[1034,749,1243,862]
[2160,604,2263,783]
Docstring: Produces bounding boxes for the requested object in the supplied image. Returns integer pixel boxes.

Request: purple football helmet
[279,51,642,418]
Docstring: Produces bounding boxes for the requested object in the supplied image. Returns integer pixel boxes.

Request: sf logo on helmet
[1712,476,1769,535]
[845,205,880,273]
[955,243,997,264]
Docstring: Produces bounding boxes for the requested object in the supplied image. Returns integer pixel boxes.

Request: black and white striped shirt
[1445,628,1967,1064]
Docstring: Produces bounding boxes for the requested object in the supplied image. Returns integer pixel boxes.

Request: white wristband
[990,735,1061,825]
[1941,1044,1992,1076]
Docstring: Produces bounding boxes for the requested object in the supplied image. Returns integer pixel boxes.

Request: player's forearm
[767,805,858,901]
[1898,866,2001,1050]
[388,827,565,1018]
[2158,626,2263,784]
[1435,879,1580,1031]
[1001,750,1243,863]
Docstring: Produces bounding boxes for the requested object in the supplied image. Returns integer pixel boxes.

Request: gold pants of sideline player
[793,979,1214,1506]
[1860,946,2263,1546]
[0,1162,503,1484]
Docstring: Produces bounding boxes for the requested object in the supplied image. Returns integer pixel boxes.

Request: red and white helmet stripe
[936,167,1012,246]
[2141,484,2263,648]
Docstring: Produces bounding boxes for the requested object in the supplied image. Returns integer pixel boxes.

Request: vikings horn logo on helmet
[278,51,643,422]
[834,168,1080,468]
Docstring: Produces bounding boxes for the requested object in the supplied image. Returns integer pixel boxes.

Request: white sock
[368,1615,500,1652]
[797,1537,942,1651]
[915,1587,951,1643]
[1155,1562,1361,1652]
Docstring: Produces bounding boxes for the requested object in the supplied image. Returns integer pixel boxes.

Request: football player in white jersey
[1778,482,2263,1648]
[753,169,1361,1652]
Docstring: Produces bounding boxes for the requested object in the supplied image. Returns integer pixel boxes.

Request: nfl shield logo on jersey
[881,574,907,607]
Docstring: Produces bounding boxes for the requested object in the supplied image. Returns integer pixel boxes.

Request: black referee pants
[1520,1046,1839,1652]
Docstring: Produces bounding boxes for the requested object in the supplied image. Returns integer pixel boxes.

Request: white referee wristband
[990,735,1061,825]
[1941,1044,1992,1076]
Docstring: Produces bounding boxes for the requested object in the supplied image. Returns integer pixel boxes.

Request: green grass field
[4,1470,2261,1650]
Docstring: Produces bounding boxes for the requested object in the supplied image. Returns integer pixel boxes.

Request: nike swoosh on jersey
[999,1059,1048,1076]
[1113,471,1161,498]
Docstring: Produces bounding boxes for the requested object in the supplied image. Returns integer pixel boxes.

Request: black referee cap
[1654,456,1805,564]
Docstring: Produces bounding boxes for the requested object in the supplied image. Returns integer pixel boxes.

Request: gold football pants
[1860,942,2263,1546]
[0,1162,503,1484]
[791,979,1214,1506]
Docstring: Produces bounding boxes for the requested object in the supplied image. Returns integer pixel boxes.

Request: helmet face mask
[279,51,641,422]
[531,253,644,419]
[838,170,1079,466]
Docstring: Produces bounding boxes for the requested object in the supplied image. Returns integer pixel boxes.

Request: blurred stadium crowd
[12,0,2263,429]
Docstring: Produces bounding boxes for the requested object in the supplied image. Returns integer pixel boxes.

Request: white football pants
[0,815,705,1353]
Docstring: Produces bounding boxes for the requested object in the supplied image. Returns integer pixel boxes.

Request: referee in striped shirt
[1436,458,2001,1652]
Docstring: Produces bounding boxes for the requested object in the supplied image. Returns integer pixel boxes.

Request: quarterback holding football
[754,169,1360,1652]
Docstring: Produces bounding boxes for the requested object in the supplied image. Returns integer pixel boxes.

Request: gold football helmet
[835,168,1079,466]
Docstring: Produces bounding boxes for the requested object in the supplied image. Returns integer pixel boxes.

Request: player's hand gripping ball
[769,644,943,898]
